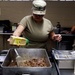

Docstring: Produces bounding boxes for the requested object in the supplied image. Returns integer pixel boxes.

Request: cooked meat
[8,58,48,67]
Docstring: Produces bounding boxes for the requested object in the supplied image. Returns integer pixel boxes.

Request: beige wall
[0,1,75,27]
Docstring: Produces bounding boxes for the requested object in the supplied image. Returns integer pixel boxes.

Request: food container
[10,36,29,46]
[1,48,52,75]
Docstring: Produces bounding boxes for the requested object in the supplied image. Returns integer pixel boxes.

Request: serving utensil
[14,49,24,66]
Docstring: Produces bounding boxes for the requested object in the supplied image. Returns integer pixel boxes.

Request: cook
[7,0,62,50]
[71,25,75,34]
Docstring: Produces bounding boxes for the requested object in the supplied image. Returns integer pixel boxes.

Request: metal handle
[14,49,19,56]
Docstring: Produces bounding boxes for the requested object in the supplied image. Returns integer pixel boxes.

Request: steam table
[52,50,75,75]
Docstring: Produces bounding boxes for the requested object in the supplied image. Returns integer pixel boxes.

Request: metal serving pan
[1,48,52,75]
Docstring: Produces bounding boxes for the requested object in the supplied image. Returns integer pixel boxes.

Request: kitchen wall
[0,1,75,27]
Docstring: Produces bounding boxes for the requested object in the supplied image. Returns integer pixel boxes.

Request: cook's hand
[54,34,62,42]
[7,38,10,42]
[7,35,16,43]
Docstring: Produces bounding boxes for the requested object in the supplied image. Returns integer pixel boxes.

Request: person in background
[71,25,75,34]
[7,0,62,51]
[71,26,75,50]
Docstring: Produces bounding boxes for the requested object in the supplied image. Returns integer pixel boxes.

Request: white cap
[32,0,47,15]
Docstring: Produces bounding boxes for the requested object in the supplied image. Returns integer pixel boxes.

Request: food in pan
[8,58,48,67]
[19,58,48,67]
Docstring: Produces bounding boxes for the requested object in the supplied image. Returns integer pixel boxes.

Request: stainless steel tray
[1,48,52,75]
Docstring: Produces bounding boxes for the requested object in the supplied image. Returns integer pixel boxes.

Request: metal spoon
[14,49,24,66]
